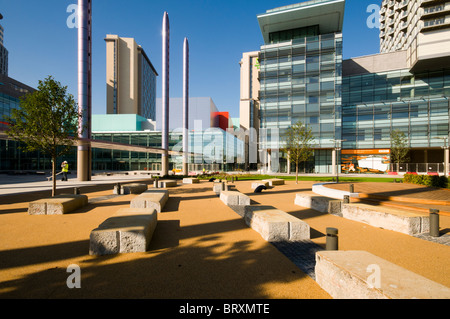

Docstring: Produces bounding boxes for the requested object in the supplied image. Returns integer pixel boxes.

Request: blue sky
[1,0,381,118]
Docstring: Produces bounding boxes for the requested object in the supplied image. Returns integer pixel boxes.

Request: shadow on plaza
[0,217,311,299]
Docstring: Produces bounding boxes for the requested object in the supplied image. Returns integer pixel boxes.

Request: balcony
[421,0,447,7]
[422,6,450,19]
[421,16,450,32]
[399,0,409,10]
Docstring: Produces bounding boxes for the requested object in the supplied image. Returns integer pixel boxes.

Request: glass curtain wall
[342,68,450,150]
[259,32,343,173]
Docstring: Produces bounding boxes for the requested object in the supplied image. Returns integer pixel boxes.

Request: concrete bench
[315,250,450,299]
[244,206,310,242]
[114,183,148,195]
[251,181,269,190]
[262,178,285,186]
[89,208,157,256]
[341,203,429,235]
[295,193,342,216]
[28,194,88,215]
[220,191,250,206]
[213,182,235,195]
[183,178,200,184]
[130,189,169,213]
[156,180,177,188]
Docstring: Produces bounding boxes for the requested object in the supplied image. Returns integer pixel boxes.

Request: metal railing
[390,163,448,174]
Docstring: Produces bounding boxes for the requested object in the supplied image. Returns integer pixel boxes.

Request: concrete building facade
[105,35,158,120]
[0,15,8,76]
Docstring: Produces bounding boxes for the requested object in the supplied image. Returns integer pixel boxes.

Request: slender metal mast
[161,11,170,176]
[182,38,189,175]
[77,0,92,181]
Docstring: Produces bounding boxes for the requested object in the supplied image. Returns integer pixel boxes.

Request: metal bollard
[74,187,80,195]
[349,184,354,193]
[326,227,339,251]
[429,209,440,237]
[343,195,350,204]
[115,183,121,194]
[154,180,159,188]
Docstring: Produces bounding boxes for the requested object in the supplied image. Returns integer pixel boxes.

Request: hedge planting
[403,173,449,189]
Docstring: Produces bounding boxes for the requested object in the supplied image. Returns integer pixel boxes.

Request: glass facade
[139,53,157,121]
[0,129,244,173]
[342,68,450,150]
[259,32,343,173]
[92,129,244,172]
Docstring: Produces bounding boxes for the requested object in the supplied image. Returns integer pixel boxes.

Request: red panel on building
[212,112,230,131]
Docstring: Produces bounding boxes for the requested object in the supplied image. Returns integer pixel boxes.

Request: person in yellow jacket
[61,161,69,181]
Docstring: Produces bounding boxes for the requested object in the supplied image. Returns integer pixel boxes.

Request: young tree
[390,129,409,173]
[284,120,315,184]
[5,76,81,197]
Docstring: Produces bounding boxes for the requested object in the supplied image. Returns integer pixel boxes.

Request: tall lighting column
[77,0,92,181]
[161,12,170,176]
[182,37,189,176]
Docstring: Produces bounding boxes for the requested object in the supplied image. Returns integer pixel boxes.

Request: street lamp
[433,136,449,177]
[331,139,346,183]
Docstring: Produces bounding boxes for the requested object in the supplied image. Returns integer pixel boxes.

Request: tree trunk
[52,156,56,197]
[296,162,299,184]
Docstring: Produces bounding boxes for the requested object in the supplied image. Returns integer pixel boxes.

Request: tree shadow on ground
[0,219,315,299]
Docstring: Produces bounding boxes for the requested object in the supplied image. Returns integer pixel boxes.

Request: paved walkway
[0,177,449,299]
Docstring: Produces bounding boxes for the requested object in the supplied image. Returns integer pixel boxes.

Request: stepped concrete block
[315,250,450,299]
[251,181,269,189]
[116,183,148,195]
[157,180,178,188]
[244,206,310,242]
[295,193,342,215]
[183,178,199,184]
[220,191,251,206]
[262,179,285,186]
[28,195,88,215]
[89,208,157,256]
[341,203,429,235]
[130,189,169,213]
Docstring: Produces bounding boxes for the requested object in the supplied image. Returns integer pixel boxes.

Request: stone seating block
[220,191,251,206]
[183,178,199,184]
[295,193,342,215]
[115,183,148,195]
[315,250,450,299]
[251,181,269,190]
[89,208,157,256]
[157,180,177,188]
[130,189,169,213]
[341,203,429,235]
[262,178,285,186]
[244,206,310,242]
[28,194,88,215]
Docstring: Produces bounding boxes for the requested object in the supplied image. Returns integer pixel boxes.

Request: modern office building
[0,14,9,76]
[105,35,158,120]
[239,51,260,132]
[248,0,450,175]
[342,0,450,174]
[239,51,260,170]
[0,74,37,170]
[256,0,345,173]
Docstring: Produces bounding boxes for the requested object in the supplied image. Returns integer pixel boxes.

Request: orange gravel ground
[0,179,448,299]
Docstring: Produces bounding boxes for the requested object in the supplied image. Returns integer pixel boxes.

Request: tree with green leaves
[284,120,315,184]
[5,76,81,197]
[390,129,409,173]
